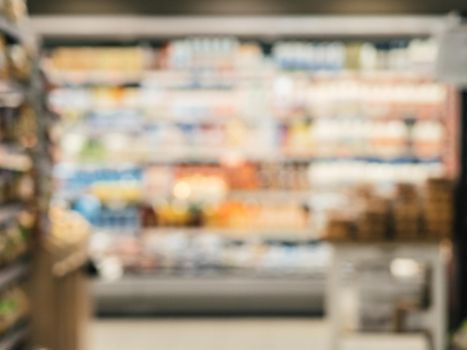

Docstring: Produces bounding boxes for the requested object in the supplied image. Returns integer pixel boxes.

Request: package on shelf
[325,211,356,241]
[89,181,143,204]
[45,46,149,85]
[309,160,443,189]
[303,79,448,131]
[323,176,454,242]
[412,121,445,159]
[163,38,242,70]
[356,196,391,241]
[45,38,439,79]
[172,164,228,202]
[140,198,311,232]
[423,177,453,239]
[273,39,437,73]
[393,183,422,240]
[7,44,32,81]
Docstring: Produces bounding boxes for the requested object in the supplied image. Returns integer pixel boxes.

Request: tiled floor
[89,318,329,350]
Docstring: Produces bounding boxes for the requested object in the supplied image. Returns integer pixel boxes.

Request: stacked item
[356,196,390,241]
[142,200,310,232]
[324,212,355,241]
[0,0,51,347]
[424,178,453,239]
[324,176,454,242]
[393,183,422,240]
[63,163,313,234]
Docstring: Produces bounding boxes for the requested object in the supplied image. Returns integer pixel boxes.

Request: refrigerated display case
[39,16,458,314]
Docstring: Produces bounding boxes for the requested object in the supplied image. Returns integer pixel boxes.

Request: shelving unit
[39,16,457,317]
[0,4,49,349]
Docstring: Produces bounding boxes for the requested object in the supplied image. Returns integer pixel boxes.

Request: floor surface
[89,318,329,350]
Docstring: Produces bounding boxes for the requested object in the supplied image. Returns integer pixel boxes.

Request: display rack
[0,4,50,349]
[38,15,457,315]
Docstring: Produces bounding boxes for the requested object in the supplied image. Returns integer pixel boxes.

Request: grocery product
[423,177,453,239]
[393,183,422,240]
[324,176,453,242]
[0,2,49,346]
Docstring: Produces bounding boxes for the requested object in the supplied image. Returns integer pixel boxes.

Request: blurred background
[0,0,466,349]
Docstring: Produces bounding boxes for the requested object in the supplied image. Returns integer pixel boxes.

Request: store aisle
[89,318,329,350]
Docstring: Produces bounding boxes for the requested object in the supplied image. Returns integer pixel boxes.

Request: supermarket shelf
[93,275,324,315]
[59,114,445,134]
[46,70,143,86]
[144,68,435,81]
[56,152,310,166]
[284,68,437,80]
[147,153,442,165]
[92,227,319,241]
[57,154,443,169]
[229,190,312,202]
[46,68,438,87]
[32,15,446,39]
[141,227,317,241]
[0,261,28,292]
[0,323,28,350]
